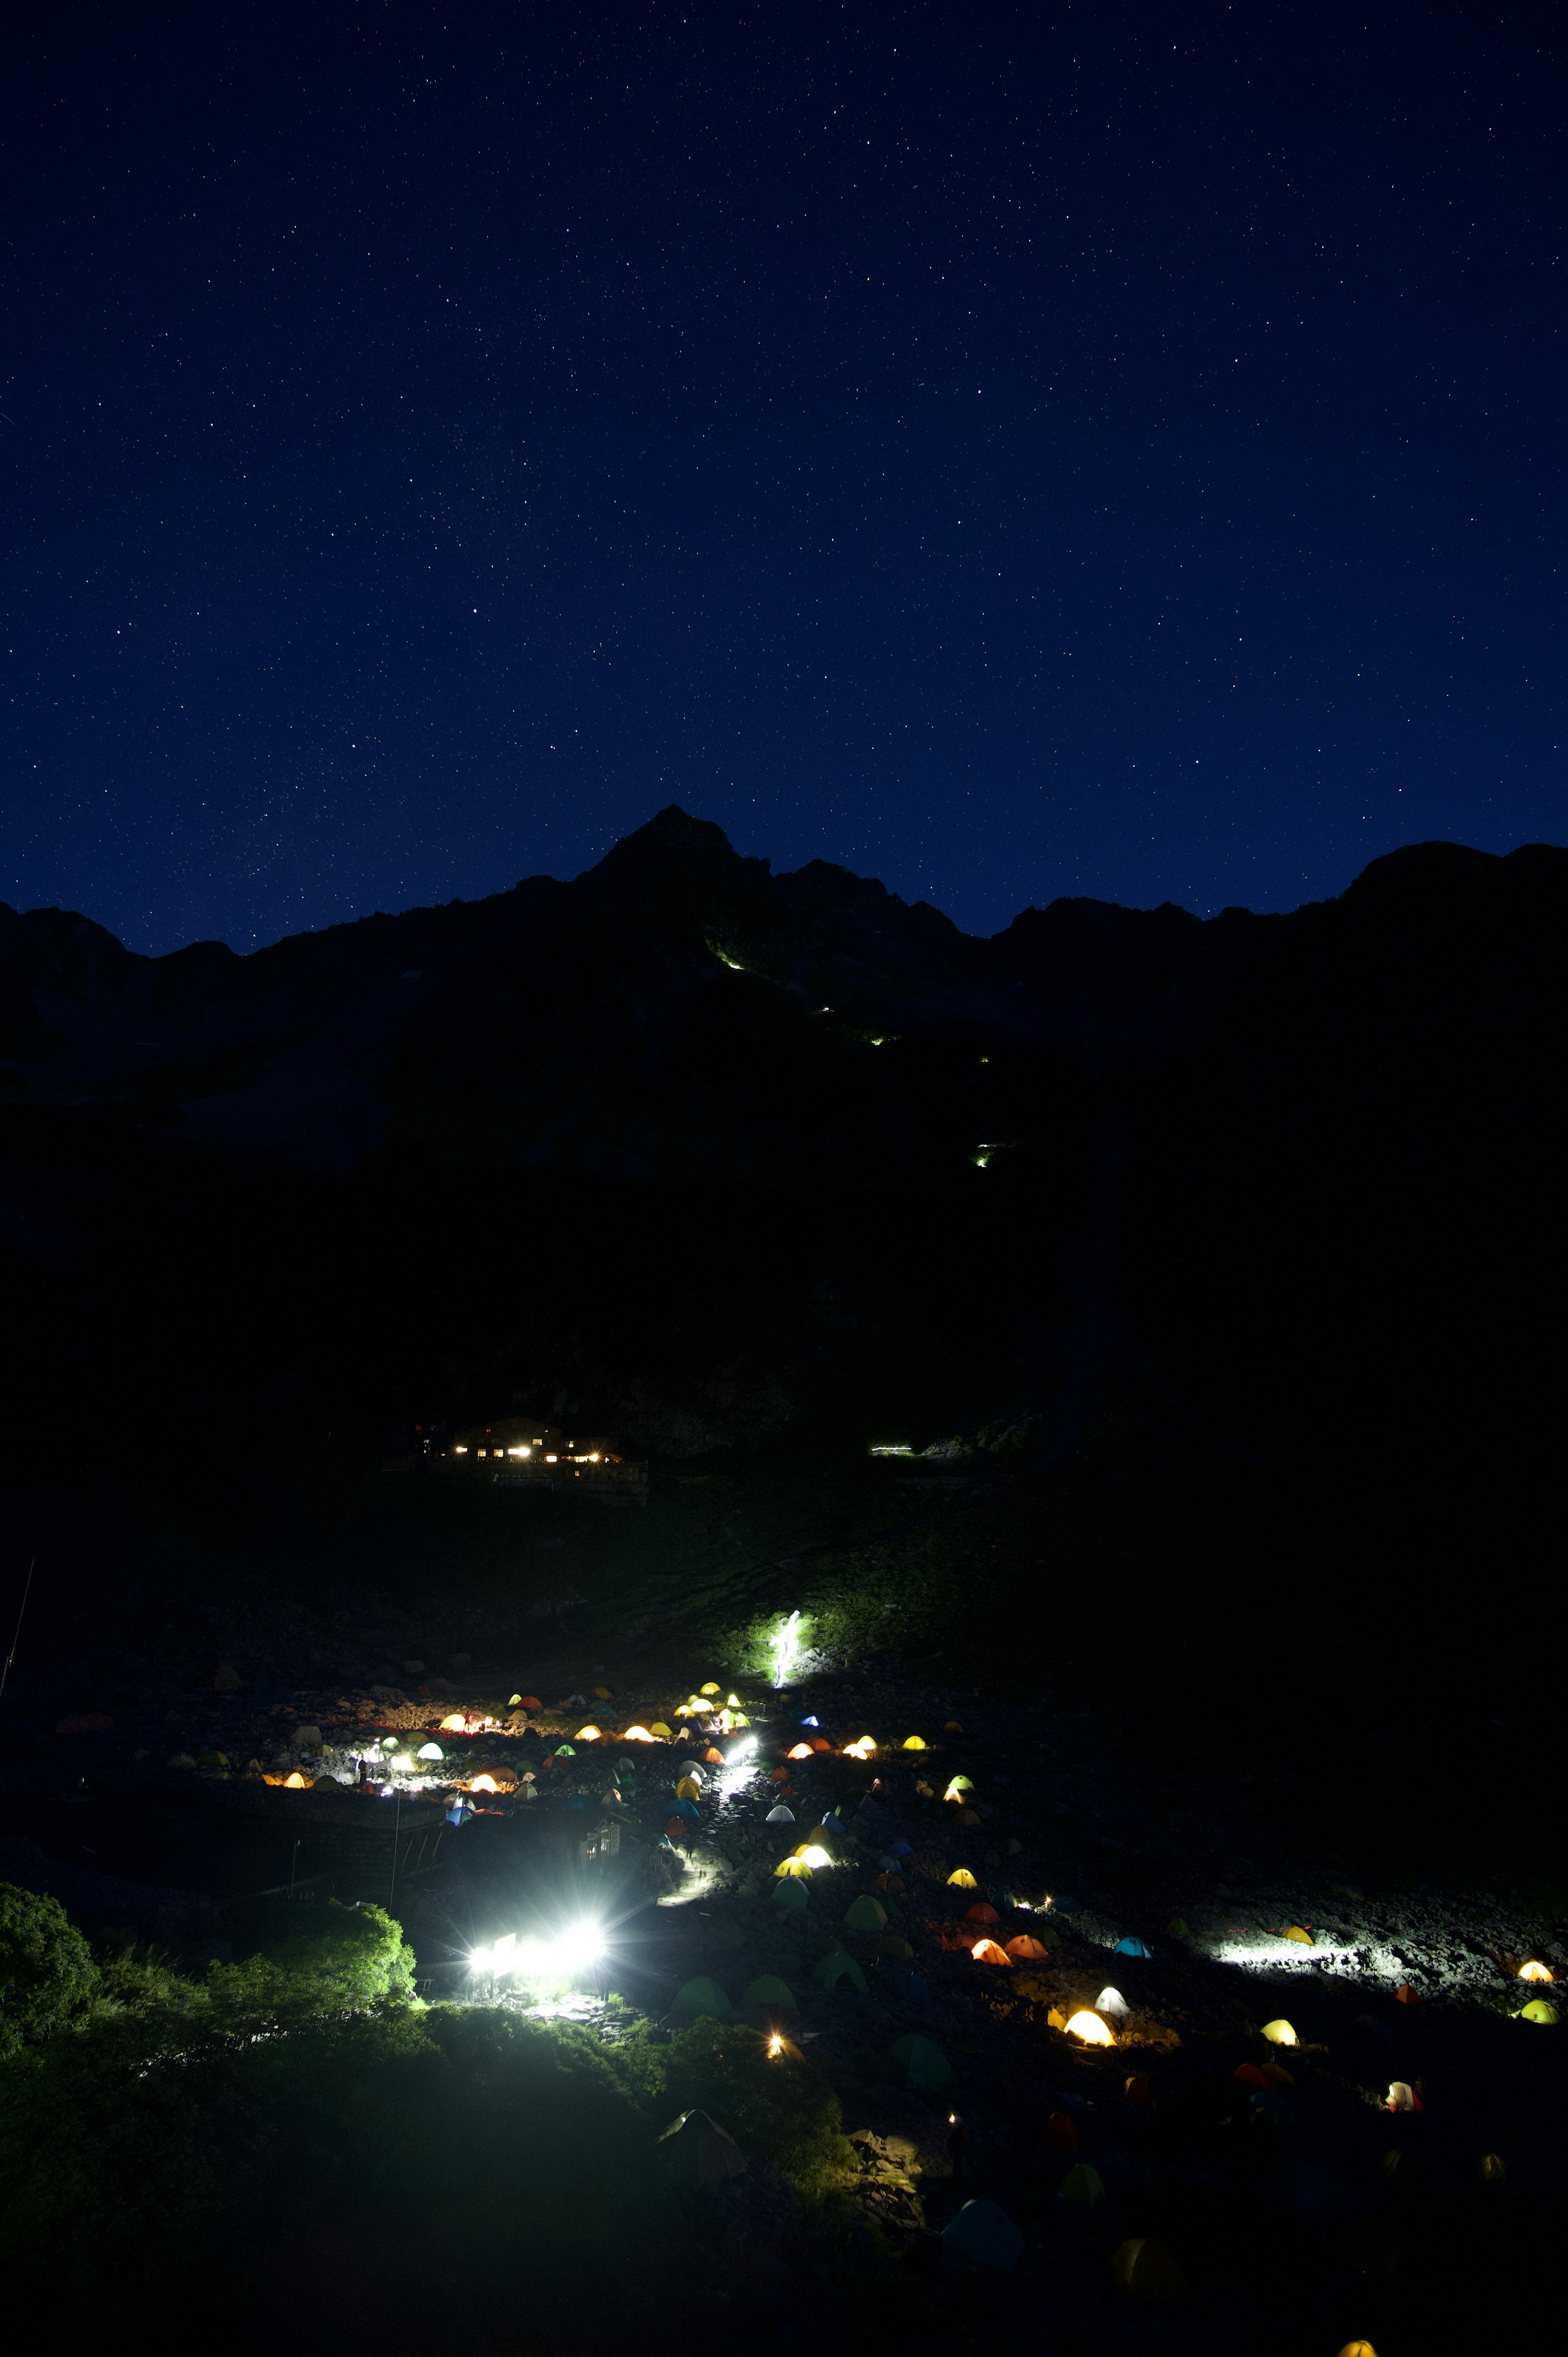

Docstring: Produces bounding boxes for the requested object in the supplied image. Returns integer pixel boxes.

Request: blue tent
[942,2201,1023,2273]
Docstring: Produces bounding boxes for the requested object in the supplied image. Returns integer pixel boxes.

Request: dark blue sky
[2,2,1563,952]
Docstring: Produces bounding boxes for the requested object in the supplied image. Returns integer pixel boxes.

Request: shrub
[0,1882,97,2052]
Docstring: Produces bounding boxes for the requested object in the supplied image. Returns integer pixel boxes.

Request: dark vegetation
[0,1882,848,2350]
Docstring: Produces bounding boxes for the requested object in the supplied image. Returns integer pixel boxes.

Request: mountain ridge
[3,807,1561,1174]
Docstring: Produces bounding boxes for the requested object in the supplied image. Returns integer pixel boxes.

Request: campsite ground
[2,1455,1563,2352]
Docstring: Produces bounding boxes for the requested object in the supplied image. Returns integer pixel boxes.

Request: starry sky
[2,2,1563,953]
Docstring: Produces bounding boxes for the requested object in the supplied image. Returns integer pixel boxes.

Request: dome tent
[942,2200,1024,2273]
[813,1950,869,1992]
[772,1878,809,1913]
[658,2109,747,2190]
[742,1973,798,2011]
[1110,2237,1193,2303]
[889,2033,953,2090]
[670,1977,732,2020]
[843,1895,887,1932]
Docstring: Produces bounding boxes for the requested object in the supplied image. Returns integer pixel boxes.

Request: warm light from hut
[768,2033,784,2058]
[1065,2010,1116,2047]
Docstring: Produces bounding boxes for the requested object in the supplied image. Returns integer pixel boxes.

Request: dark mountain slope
[0,815,1561,1619]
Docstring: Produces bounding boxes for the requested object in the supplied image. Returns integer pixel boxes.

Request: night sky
[2,3,1563,953]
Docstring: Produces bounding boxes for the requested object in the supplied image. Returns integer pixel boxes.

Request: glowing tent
[902,1736,927,1750]
[670,1977,731,2020]
[1095,1986,1130,2020]
[942,2200,1024,2272]
[1261,2018,1298,2046]
[972,1938,1011,1967]
[888,2033,954,2090]
[1064,2011,1116,2047]
[774,1856,812,1879]
[947,1869,979,1890]
[1006,1935,1051,1961]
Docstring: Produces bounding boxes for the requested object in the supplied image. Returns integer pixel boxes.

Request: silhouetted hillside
[1,812,1562,1692]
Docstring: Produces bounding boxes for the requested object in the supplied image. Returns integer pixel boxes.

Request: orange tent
[1005,1935,1050,1960]
[972,1939,1011,1967]
[1042,2112,1078,2155]
[964,1901,1000,1925]
[663,1817,688,1840]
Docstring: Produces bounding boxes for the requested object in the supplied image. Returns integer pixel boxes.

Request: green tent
[658,2108,747,2189]
[878,1934,915,1959]
[942,2200,1024,2272]
[813,1949,869,1993]
[772,1878,809,1913]
[1059,2162,1106,2209]
[742,1973,798,2011]
[888,2033,953,2090]
[670,1976,732,2020]
[843,1895,887,1932]
[1002,1837,1023,1856]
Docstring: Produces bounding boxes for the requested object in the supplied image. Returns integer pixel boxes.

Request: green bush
[220,1898,416,2012]
[0,1883,97,2052]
